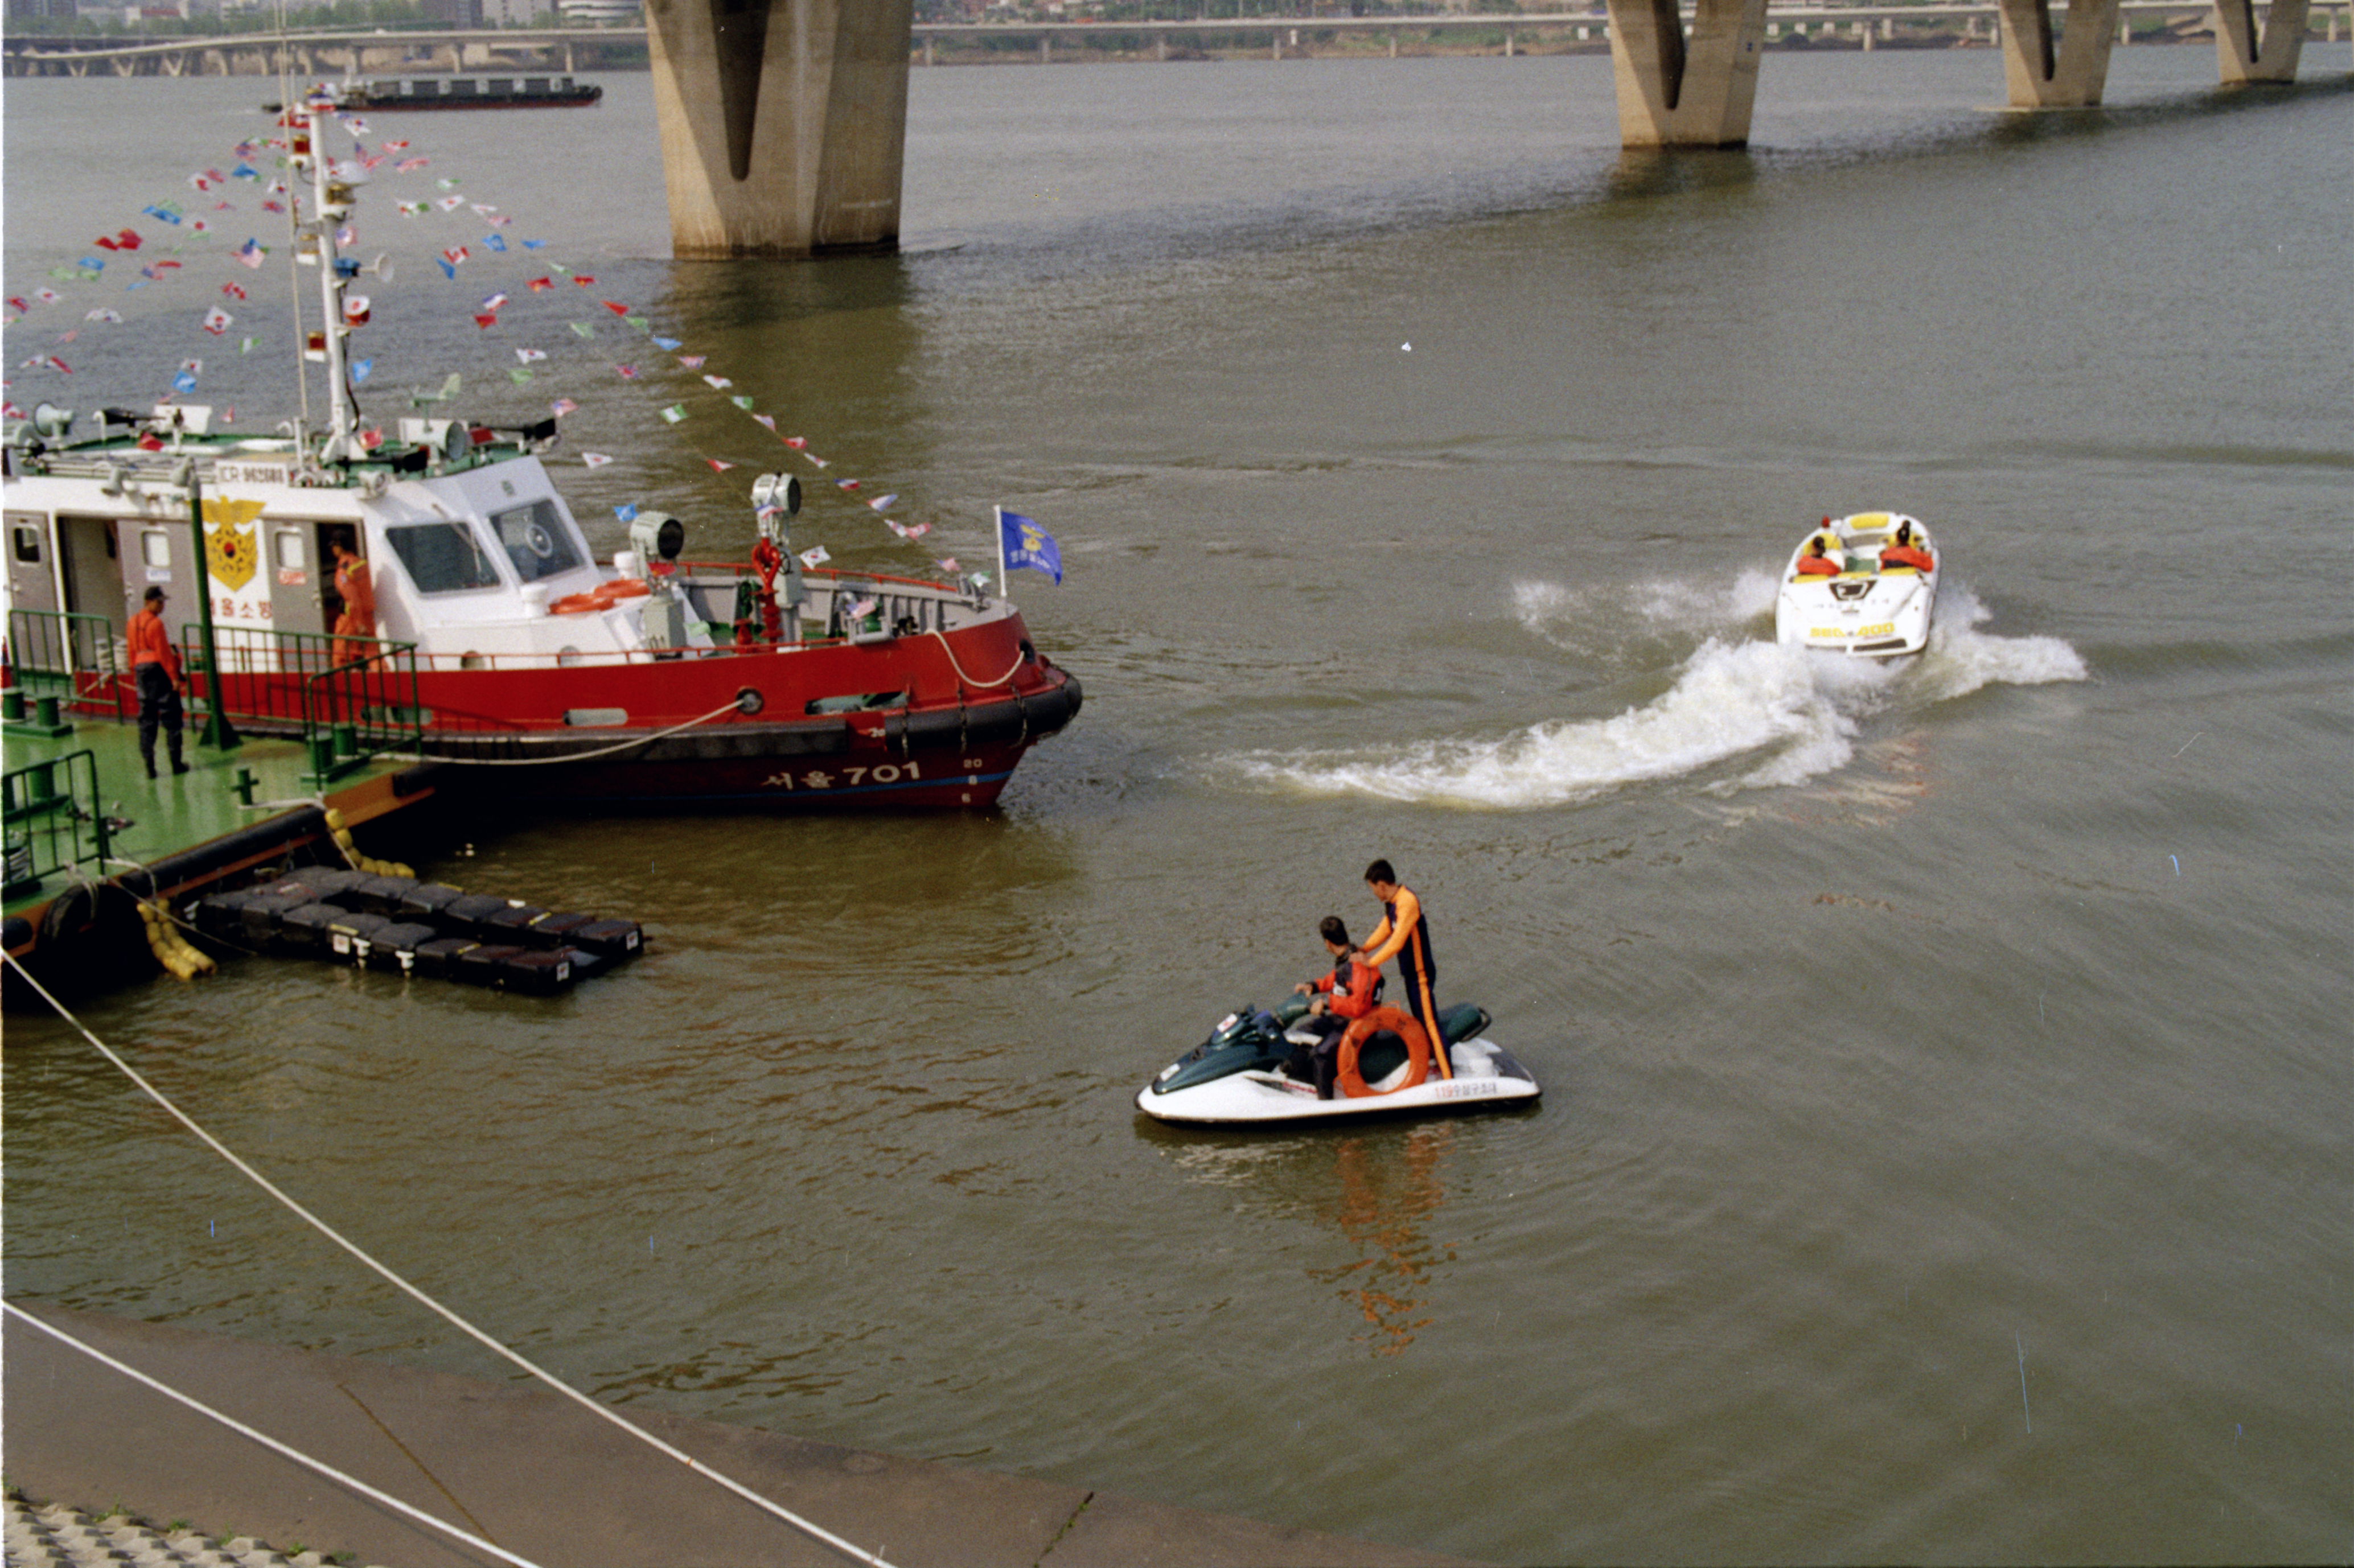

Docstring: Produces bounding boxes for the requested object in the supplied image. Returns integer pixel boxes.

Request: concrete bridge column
[1602,0,1769,147]
[1995,0,2123,106]
[2213,0,2308,80]
[646,0,913,258]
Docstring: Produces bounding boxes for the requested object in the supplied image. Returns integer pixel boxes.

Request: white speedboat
[1136,995,1540,1126]
[1773,512,1941,659]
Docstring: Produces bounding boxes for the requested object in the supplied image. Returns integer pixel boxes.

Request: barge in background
[265,75,601,113]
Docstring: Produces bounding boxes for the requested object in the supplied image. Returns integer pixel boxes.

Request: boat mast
[294,91,364,463]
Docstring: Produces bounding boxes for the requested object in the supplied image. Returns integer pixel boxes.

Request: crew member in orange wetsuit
[1288,915,1386,1098]
[1360,859,1445,1075]
[1879,521,1934,573]
[128,585,188,779]
[330,538,376,666]
[1796,534,1842,577]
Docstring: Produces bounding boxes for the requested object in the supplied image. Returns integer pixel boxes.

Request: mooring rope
[921,629,1026,691]
[1,1302,545,1568]
[388,695,749,767]
[0,952,898,1568]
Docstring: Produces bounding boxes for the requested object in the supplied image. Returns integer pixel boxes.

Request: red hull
[186,607,1082,812]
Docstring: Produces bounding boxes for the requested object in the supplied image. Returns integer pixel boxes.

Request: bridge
[5,2,2337,257]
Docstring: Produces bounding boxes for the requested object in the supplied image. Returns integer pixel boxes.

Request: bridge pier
[1995,0,2122,106]
[1603,0,1768,147]
[2214,0,2309,80]
[646,0,913,258]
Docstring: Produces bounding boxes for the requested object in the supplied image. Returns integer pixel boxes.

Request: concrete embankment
[4,1307,1476,1568]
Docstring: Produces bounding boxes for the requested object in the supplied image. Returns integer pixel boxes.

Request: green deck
[1,707,414,922]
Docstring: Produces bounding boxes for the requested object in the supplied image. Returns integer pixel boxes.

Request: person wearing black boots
[128,585,189,779]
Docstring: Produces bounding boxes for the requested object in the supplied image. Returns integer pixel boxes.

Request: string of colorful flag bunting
[1,104,982,587]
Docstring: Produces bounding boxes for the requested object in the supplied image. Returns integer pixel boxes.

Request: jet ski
[1136,993,1540,1126]
[1774,512,1941,659]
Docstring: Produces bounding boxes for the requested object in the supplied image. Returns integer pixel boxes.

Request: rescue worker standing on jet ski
[1360,859,1440,1047]
[1289,915,1384,1099]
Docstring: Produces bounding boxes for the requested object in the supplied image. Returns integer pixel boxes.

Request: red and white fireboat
[0,93,1079,812]
[2,435,1082,810]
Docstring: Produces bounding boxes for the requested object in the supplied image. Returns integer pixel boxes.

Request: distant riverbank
[9,7,2306,79]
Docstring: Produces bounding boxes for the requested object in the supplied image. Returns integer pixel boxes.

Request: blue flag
[999,510,1062,585]
[614,502,638,523]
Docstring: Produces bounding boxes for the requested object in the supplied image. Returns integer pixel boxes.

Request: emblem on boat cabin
[200,497,266,592]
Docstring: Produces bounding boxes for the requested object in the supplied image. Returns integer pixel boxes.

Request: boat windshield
[388,519,504,594]
[489,498,584,585]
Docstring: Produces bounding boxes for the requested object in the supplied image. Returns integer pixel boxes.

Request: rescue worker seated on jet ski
[1285,916,1386,1100]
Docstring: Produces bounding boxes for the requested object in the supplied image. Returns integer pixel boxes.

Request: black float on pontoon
[191,866,643,995]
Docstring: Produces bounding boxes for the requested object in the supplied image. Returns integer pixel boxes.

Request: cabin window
[141,530,171,568]
[387,520,503,594]
[11,525,40,563]
[274,529,306,571]
[488,499,583,585]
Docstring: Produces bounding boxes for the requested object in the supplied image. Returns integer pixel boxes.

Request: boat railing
[5,608,128,719]
[181,624,427,760]
[2,747,108,900]
[301,644,428,783]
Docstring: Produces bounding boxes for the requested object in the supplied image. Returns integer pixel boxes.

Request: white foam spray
[1909,586,2089,701]
[1510,569,1780,657]
[1227,578,2086,810]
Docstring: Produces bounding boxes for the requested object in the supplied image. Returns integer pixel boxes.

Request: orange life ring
[548,594,602,615]
[592,577,651,603]
[1336,1006,1433,1099]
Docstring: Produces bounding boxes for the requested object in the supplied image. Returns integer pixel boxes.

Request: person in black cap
[127,585,188,778]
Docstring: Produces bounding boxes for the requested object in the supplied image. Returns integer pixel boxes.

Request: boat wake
[1223,578,2086,810]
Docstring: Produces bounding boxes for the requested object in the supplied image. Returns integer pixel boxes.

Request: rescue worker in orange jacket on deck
[330,537,376,668]
[1361,859,1447,1076]
[1796,533,1842,577]
[128,585,188,779]
[1288,915,1385,1099]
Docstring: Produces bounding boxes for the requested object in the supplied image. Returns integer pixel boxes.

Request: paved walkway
[4,1307,1472,1568]
[5,1491,357,1568]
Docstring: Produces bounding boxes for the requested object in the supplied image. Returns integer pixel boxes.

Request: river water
[5,48,2350,1565]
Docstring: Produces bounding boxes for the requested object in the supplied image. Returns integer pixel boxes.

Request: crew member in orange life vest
[128,585,188,779]
[1360,859,1442,1056]
[1286,915,1385,1099]
[1879,521,1934,573]
[1796,532,1842,577]
[330,536,376,668]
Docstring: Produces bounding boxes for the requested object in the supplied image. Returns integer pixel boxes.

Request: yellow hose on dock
[322,806,415,880]
[138,898,216,982]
